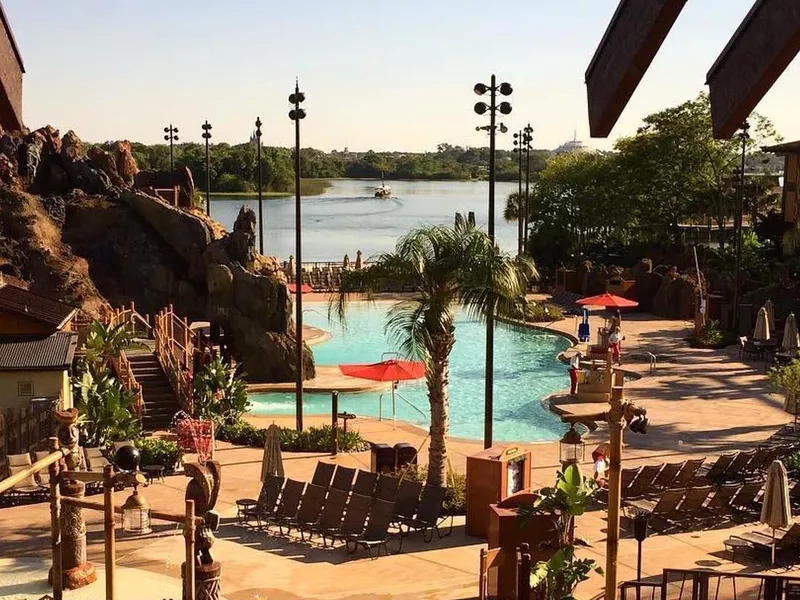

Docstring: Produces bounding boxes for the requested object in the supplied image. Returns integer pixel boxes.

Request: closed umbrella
[354,250,363,270]
[783,313,799,352]
[765,299,776,333]
[753,307,771,341]
[343,254,350,270]
[260,423,284,482]
[760,460,792,565]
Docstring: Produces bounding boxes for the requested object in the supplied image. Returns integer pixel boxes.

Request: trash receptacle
[394,442,417,470]
[370,443,395,473]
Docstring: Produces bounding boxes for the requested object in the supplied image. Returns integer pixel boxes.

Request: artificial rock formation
[0,126,313,382]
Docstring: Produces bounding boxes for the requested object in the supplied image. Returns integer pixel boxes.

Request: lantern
[122,486,151,535]
[559,425,585,465]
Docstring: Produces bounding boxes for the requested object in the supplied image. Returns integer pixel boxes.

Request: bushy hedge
[216,420,369,453]
[136,438,181,473]
[399,464,466,515]
[509,302,565,323]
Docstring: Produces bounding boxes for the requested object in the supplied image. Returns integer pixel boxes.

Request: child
[568,351,583,395]
[609,326,624,365]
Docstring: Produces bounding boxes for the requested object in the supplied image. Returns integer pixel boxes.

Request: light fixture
[559,424,585,464]
[122,485,151,534]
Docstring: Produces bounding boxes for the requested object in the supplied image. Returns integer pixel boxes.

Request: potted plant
[529,545,603,600]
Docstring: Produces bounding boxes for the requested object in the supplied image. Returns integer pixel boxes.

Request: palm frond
[385,299,435,361]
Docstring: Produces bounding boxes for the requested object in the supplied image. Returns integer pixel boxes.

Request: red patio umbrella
[287,282,314,294]
[576,293,638,309]
[340,359,426,428]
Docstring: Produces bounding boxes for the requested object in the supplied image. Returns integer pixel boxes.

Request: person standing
[609,326,624,365]
[568,351,583,395]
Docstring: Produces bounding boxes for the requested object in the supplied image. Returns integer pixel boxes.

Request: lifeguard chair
[578,308,590,342]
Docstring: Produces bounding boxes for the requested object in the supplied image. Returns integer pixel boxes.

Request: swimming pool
[248,302,572,442]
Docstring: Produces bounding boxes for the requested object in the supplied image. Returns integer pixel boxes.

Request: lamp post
[163,124,179,171]
[201,120,212,215]
[289,80,307,433]
[732,121,749,334]
[522,124,533,252]
[474,75,512,450]
[255,117,264,255]
[513,130,524,256]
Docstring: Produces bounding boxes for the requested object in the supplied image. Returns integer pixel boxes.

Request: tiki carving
[183,460,222,600]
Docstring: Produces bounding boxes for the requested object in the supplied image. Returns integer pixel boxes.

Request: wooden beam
[707,0,800,138]
[585,0,688,138]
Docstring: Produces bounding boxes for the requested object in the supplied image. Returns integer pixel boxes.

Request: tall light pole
[163,124,179,171]
[201,120,212,215]
[255,117,264,255]
[522,124,533,254]
[513,130,524,256]
[732,121,749,334]
[289,80,307,433]
[474,75,512,449]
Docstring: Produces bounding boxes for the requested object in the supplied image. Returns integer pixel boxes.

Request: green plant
[74,366,141,447]
[690,319,728,348]
[136,438,180,473]
[518,464,598,548]
[511,301,565,323]
[785,451,800,474]
[769,359,800,417]
[400,464,466,515]
[215,420,369,453]
[83,320,135,371]
[193,356,250,425]
[529,545,603,600]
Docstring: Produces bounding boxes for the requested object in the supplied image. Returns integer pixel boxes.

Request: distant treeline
[97,140,552,194]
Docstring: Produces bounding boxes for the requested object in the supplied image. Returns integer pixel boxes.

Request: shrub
[400,464,466,515]
[689,319,731,348]
[510,301,565,323]
[137,438,181,473]
[785,451,800,474]
[193,356,250,425]
[74,367,141,447]
[216,420,369,453]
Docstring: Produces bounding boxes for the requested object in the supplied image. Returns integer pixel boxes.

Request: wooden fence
[0,407,53,476]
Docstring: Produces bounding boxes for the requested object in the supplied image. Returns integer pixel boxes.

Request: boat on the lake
[374,172,392,198]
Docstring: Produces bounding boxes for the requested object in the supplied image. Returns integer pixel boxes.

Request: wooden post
[184,499,196,600]
[331,391,339,456]
[210,421,216,460]
[605,401,624,600]
[183,317,190,367]
[49,438,63,600]
[103,465,115,600]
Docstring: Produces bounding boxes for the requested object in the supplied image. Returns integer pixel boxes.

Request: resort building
[554,131,589,154]
[0,1,23,131]
[0,280,79,335]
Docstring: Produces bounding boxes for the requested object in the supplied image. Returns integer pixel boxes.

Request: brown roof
[0,282,78,329]
[0,333,77,370]
[0,1,24,73]
[762,140,800,155]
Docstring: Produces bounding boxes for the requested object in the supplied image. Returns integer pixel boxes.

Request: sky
[5,1,800,153]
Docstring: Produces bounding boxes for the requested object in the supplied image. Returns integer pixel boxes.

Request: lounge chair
[281,483,327,536]
[732,523,800,562]
[311,462,336,489]
[345,498,401,559]
[626,488,686,532]
[707,483,742,512]
[673,459,706,487]
[393,479,423,522]
[375,475,401,503]
[675,486,713,525]
[398,484,453,542]
[625,464,663,499]
[327,493,371,547]
[745,447,778,477]
[264,479,305,531]
[4,453,47,504]
[83,447,112,471]
[304,488,348,544]
[790,482,800,507]
[699,453,737,482]
[242,475,284,528]
[330,466,356,493]
[724,451,757,482]
[729,481,763,516]
[32,451,55,488]
[352,470,378,497]
[651,462,684,490]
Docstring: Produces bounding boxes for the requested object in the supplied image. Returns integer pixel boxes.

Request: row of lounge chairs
[1,443,131,505]
[731,523,800,562]
[239,462,453,558]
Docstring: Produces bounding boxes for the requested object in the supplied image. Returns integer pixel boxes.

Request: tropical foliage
[83,321,135,371]
[332,215,536,487]
[215,420,369,453]
[193,356,250,425]
[529,545,603,600]
[136,438,181,472]
[769,359,800,415]
[74,369,141,447]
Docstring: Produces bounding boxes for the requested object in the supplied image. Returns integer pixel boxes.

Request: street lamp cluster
[163,124,179,171]
[513,124,533,257]
[473,75,512,450]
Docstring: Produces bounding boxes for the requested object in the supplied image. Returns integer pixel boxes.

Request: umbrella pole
[392,382,397,431]
[773,528,776,566]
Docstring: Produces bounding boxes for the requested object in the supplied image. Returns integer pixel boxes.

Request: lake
[209,179,518,262]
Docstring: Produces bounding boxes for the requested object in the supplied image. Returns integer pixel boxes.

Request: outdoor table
[724,537,752,565]
[773,351,798,367]
[142,465,165,485]
[236,499,257,524]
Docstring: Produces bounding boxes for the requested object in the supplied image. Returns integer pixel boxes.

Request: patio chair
[32,450,55,488]
[303,487,348,544]
[732,522,800,561]
[352,470,378,497]
[706,483,742,513]
[280,483,327,536]
[625,464,663,499]
[242,475,284,528]
[345,498,401,559]
[4,453,47,504]
[311,462,336,489]
[746,447,779,476]
[326,493,371,548]
[673,459,706,487]
[398,484,453,542]
[83,447,114,493]
[392,479,423,522]
[699,453,737,482]
[626,488,686,532]
[675,486,713,524]
[729,481,763,516]
[375,475,401,502]
[651,462,684,490]
[263,479,305,531]
[723,451,757,482]
[330,466,356,493]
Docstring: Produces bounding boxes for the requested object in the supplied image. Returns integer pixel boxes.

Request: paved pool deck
[1,302,797,600]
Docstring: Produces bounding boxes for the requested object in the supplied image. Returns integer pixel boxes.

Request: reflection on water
[209,179,518,262]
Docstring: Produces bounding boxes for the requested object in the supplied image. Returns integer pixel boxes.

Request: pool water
[248,303,572,442]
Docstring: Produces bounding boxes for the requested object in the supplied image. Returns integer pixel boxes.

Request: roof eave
[0,1,24,73]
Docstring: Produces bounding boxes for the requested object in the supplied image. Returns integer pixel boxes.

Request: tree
[83,321,134,372]
[331,216,536,487]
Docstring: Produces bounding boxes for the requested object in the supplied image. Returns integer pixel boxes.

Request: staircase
[128,352,180,430]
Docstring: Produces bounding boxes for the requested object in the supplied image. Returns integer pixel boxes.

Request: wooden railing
[110,353,144,416]
[154,304,196,415]
[107,301,152,338]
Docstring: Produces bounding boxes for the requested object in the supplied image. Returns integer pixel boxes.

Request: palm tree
[331,215,537,487]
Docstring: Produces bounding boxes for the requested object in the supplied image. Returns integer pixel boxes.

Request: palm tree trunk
[426,336,453,488]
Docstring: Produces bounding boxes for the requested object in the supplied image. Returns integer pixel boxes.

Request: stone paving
[1,305,798,600]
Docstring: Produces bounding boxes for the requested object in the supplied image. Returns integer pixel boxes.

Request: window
[17,381,34,397]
